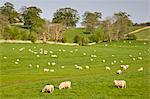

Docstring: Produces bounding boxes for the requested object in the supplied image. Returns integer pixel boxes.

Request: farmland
[0,40,149,99]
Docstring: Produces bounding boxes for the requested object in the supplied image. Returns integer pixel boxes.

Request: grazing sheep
[3,56,7,59]
[29,64,32,67]
[15,61,18,64]
[132,58,136,61]
[50,69,54,72]
[16,59,20,62]
[48,62,51,66]
[102,59,106,63]
[75,65,83,70]
[51,55,57,58]
[138,57,142,60]
[41,84,54,93]
[44,50,48,55]
[120,60,123,63]
[121,65,129,70]
[114,80,126,88]
[61,66,65,69]
[70,50,73,53]
[105,66,111,70]
[116,70,122,74]
[85,66,89,69]
[83,53,86,55]
[44,68,49,72]
[90,58,94,61]
[36,65,40,68]
[137,67,143,71]
[36,55,40,57]
[51,62,56,66]
[59,81,71,90]
[49,51,53,54]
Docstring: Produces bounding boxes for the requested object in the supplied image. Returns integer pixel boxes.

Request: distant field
[134,28,150,40]
[0,40,150,99]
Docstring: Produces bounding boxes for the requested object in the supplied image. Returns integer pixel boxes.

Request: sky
[0,0,149,27]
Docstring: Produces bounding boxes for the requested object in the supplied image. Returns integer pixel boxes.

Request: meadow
[0,40,150,99]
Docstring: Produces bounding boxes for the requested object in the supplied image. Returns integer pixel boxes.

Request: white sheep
[114,80,126,88]
[138,57,142,60]
[50,69,54,72]
[44,68,49,72]
[51,62,56,66]
[36,65,40,68]
[90,58,94,61]
[3,56,7,59]
[137,67,143,72]
[36,55,40,57]
[29,64,32,67]
[51,55,57,58]
[15,61,18,64]
[61,66,65,69]
[59,81,71,90]
[121,65,129,70]
[16,59,20,62]
[83,53,86,55]
[105,66,111,70]
[116,70,122,74]
[41,84,54,93]
[102,59,106,63]
[85,66,89,69]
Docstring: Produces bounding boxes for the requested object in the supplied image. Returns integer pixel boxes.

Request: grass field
[134,28,150,40]
[0,40,150,99]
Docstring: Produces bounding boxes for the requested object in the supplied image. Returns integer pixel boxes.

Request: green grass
[134,28,150,40]
[64,27,103,43]
[0,40,150,99]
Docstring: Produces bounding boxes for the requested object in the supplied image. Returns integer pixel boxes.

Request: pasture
[0,40,150,99]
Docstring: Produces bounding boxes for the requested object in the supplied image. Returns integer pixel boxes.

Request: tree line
[0,2,139,44]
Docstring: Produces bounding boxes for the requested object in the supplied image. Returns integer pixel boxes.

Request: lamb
[105,66,111,70]
[44,68,49,72]
[41,84,54,93]
[116,70,122,74]
[114,80,126,88]
[59,81,71,90]
[137,67,143,71]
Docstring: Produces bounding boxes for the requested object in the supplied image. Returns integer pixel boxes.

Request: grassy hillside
[0,41,149,98]
[134,28,150,40]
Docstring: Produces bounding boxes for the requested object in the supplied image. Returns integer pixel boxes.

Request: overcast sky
[0,0,149,26]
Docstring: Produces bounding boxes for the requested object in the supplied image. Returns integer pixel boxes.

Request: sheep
[61,66,65,69]
[15,61,18,64]
[105,66,111,70]
[44,68,49,72]
[112,55,115,57]
[51,55,57,58]
[102,59,106,63]
[59,81,71,90]
[49,51,53,54]
[19,47,25,52]
[3,56,7,59]
[44,50,48,55]
[90,58,94,61]
[36,65,40,68]
[16,59,20,62]
[70,50,73,53]
[51,62,56,66]
[138,57,142,60]
[120,60,123,63]
[114,80,126,88]
[41,84,54,93]
[137,67,143,72]
[132,58,136,61]
[85,66,89,69]
[12,48,15,50]
[121,65,129,70]
[116,70,122,74]
[29,64,32,67]
[50,69,54,72]
[113,60,117,63]
[48,62,51,66]
[83,53,86,55]
[75,65,83,70]
[36,55,40,57]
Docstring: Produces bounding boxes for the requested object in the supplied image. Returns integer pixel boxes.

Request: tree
[52,8,79,28]
[22,6,44,32]
[0,2,18,23]
[101,17,115,42]
[82,11,101,33]
[113,11,132,40]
